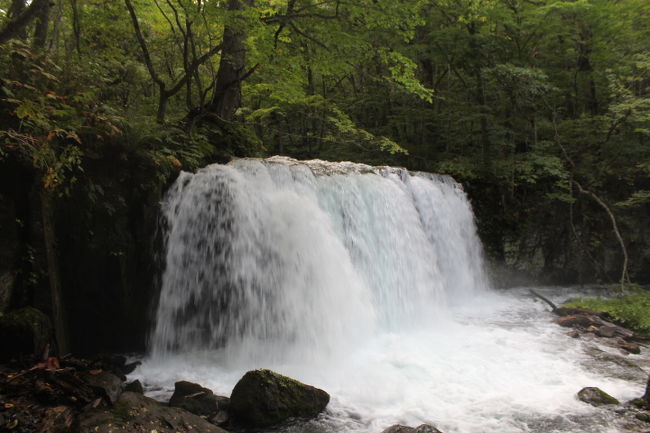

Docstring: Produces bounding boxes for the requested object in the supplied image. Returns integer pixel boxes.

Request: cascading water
[136,157,646,433]
[151,157,488,361]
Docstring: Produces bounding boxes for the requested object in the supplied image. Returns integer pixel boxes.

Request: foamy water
[133,287,645,433]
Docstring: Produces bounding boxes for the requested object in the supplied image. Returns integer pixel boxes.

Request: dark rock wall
[0,148,172,355]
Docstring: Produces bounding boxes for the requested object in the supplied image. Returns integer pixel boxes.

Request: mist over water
[138,157,644,433]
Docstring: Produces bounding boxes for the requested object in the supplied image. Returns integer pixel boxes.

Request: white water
[137,157,646,433]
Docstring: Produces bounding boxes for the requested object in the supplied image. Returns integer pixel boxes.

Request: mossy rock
[229,369,330,427]
[577,387,620,406]
[0,307,52,361]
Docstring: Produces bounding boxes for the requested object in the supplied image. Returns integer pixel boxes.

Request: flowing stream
[134,157,647,433]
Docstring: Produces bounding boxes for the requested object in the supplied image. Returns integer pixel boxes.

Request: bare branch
[124,0,165,88]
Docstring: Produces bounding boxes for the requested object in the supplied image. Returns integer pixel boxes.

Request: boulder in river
[78,391,229,433]
[596,326,617,338]
[577,387,620,406]
[169,380,229,418]
[229,369,330,427]
[381,424,444,433]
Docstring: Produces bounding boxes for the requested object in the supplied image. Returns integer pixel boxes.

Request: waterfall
[139,157,640,433]
[150,156,490,362]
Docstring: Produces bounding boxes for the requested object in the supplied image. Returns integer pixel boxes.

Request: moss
[577,387,620,406]
[563,290,650,336]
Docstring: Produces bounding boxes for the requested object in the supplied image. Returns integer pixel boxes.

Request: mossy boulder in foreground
[229,369,330,427]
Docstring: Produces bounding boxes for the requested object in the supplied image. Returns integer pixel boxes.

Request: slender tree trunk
[40,188,69,355]
[157,88,169,124]
[71,0,81,54]
[573,181,630,286]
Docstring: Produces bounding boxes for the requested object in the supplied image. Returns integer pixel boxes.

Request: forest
[1,0,650,364]
[2,1,650,433]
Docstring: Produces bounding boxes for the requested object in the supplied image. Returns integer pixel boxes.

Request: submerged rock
[78,391,228,433]
[229,369,330,427]
[381,424,444,433]
[620,341,641,354]
[577,387,620,406]
[567,330,580,338]
[636,412,650,423]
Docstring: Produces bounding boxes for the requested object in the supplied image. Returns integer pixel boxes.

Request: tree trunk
[32,0,51,49]
[7,0,27,40]
[157,88,169,124]
[208,0,246,121]
[40,188,69,355]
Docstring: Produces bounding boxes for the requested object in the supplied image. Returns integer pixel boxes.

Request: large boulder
[577,387,620,406]
[0,307,52,361]
[77,391,229,433]
[81,370,123,404]
[382,424,444,433]
[169,380,229,417]
[229,369,330,427]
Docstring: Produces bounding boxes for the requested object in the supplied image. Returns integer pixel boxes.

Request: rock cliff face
[0,152,173,355]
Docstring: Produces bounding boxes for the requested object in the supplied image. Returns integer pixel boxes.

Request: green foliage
[0,0,649,285]
[564,290,650,335]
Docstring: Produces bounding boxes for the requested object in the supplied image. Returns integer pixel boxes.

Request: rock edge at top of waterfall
[223,155,458,184]
[229,369,330,427]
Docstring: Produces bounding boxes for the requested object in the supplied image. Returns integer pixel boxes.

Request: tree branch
[573,181,630,285]
[124,0,165,88]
